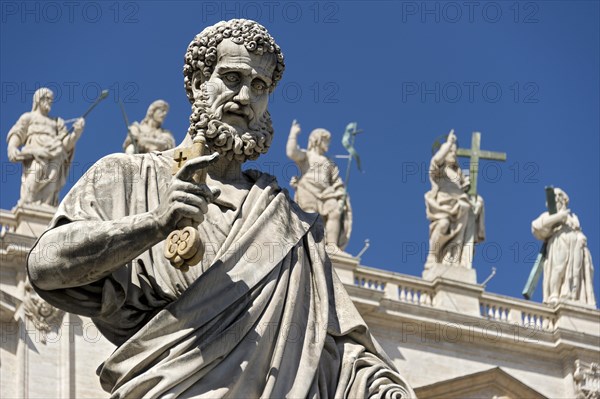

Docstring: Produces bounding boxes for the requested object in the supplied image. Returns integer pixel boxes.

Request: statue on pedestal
[123,99,176,154]
[286,120,352,250]
[425,130,485,268]
[28,19,413,398]
[6,88,85,207]
[531,187,596,306]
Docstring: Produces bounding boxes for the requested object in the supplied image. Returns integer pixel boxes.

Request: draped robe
[7,112,75,206]
[532,211,596,306]
[31,152,415,398]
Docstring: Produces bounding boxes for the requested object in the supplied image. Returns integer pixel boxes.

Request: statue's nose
[234,84,251,105]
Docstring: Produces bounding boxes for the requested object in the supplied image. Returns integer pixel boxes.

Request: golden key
[164,136,207,272]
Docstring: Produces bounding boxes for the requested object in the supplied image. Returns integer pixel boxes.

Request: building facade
[1,206,599,398]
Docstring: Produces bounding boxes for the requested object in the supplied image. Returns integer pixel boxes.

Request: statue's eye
[223,72,240,84]
[251,79,267,92]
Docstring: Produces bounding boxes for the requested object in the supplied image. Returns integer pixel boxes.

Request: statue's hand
[152,152,221,235]
[447,129,456,143]
[23,146,53,160]
[7,146,22,162]
[558,209,570,221]
[73,118,85,134]
[290,119,301,136]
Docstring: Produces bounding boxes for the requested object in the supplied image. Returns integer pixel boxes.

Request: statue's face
[153,106,168,124]
[198,39,275,132]
[39,95,52,115]
[445,143,457,165]
[321,136,330,154]
[555,193,567,210]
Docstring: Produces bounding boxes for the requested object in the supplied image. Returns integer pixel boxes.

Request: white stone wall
[1,209,598,398]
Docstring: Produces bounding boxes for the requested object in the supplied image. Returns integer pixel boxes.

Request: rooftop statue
[7,88,85,207]
[425,130,485,268]
[123,99,176,154]
[286,120,352,251]
[531,187,596,306]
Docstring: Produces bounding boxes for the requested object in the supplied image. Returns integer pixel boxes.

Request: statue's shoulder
[85,152,170,186]
[92,152,167,171]
[15,111,34,124]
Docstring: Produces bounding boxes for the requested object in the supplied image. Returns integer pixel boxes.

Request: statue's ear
[191,70,204,99]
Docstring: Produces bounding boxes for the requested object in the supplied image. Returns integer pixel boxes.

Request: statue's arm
[28,152,221,291]
[61,117,85,151]
[329,161,345,190]
[286,120,306,163]
[123,123,139,152]
[432,130,457,166]
[7,113,30,161]
[28,213,164,290]
[7,135,26,162]
[531,210,569,240]
[163,131,176,149]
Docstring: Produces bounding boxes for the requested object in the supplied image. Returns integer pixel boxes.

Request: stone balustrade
[339,260,589,335]
[479,293,556,331]
[0,210,17,238]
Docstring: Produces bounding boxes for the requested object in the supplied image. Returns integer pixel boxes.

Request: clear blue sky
[1,1,598,304]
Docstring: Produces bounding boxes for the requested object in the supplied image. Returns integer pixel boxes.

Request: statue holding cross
[530,187,596,306]
[425,130,506,269]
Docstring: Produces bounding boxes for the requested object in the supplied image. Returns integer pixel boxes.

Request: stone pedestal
[423,263,481,317]
[422,263,477,284]
[12,204,55,237]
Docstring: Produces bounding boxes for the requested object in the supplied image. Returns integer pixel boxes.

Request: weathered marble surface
[6,88,84,207]
[27,19,414,398]
[532,187,596,306]
[286,120,352,250]
[425,130,484,269]
[123,100,175,154]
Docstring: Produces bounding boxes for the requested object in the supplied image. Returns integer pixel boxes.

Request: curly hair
[183,19,285,103]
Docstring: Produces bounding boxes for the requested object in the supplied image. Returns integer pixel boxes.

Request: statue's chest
[139,124,161,137]
[27,117,58,138]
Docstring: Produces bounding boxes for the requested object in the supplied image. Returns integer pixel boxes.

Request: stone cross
[456,132,507,197]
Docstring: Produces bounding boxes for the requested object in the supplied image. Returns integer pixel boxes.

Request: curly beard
[187,83,274,162]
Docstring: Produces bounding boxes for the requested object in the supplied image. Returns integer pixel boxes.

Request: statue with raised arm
[28,19,414,398]
[425,130,485,268]
[7,88,85,207]
[123,99,176,154]
[532,188,596,306]
[286,120,352,250]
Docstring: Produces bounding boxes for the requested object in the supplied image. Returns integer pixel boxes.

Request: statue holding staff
[122,99,176,154]
[7,88,85,207]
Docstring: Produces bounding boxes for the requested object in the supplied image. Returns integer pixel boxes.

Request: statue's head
[432,134,459,166]
[143,99,169,126]
[32,87,53,115]
[554,187,570,209]
[308,128,331,155]
[444,143,458,166]
[183,19,285,162]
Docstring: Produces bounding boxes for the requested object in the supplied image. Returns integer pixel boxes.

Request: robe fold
[32,153,415,398]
